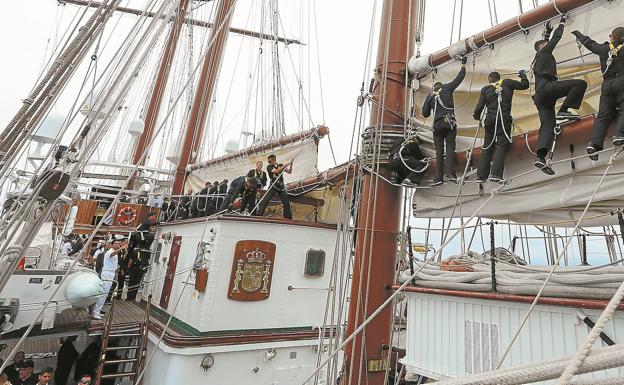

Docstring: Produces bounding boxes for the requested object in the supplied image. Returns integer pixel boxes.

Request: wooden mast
[343,1,416,384]
[132,0,189,166]
[171,0,237,195]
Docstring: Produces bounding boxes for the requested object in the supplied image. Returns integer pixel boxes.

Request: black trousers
[478,119,512,180]
[387,157,426,184]
[433,125,457,181]
[591,77,624,149]
[257,186,292,219]
[534,79,587,157]
[219,180,244,212]
[114,270,126,300]
[126,266,144,301]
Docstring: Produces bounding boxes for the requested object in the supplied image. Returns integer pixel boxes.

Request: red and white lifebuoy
[117,206,137,226]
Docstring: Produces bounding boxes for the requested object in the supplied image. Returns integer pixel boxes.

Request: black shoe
[556,110,580,120]
[586,143,599,161]
[402,178,415,186]
[431,180,443,187]
[613,137,624,147]
[534,157,547,169]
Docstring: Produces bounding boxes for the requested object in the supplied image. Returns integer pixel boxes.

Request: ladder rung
[104,358,138,365]
[100,372,136,379]
[110,326,141,332]
[105,346,139,351]
[109,333,141,338]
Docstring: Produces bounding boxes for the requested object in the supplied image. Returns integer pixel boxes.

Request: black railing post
[490,221,497,292]
[580,233,589,266]
[406,226,416,285]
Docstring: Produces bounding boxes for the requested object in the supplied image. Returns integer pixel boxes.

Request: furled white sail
[411,0,624,225]
[185,132,320,193]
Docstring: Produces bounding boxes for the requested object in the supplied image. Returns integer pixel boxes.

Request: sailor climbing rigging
[572,27,624,160]
[388,136,428,186]
[473,70,529,183]
[531,13,587,175]
[421,56,467,186]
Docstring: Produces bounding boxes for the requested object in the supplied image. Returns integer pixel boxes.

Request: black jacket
[473,73,529,123]
[389,138,426,161]
[533,23,564,91]
[421,67,466,129]
[575,32,624,79]
[246,168,268,188]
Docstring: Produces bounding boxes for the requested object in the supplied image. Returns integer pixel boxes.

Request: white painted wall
[143,218,338,333]
[143,338,329,385]
[402,292,624,382]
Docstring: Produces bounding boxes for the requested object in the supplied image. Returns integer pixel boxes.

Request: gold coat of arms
[228,240,276,301]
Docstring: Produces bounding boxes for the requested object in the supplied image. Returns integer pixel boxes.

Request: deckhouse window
[305,249,326,278]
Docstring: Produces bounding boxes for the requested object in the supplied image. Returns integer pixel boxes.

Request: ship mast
[171,0,237,195]
[131,0,189,167]
[344,0,416,384]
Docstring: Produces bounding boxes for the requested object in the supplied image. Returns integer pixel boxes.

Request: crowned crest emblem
[228,240,276,301]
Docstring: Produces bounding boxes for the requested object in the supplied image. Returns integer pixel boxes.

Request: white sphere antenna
[128,119,145,136]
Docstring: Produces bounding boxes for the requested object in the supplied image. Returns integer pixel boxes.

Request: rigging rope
[300,186,504,385]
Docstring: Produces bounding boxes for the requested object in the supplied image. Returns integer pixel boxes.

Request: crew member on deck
[531,14,587,173]
[16,360,36,385]
[2,351,25,385]
[257,154,293,219]
[207,181,220,215]
[196,182,212,217]
[246,161,268,214]
[473,70,529,182]
[217,179,228,212]
[421,56,467,186]
[219,176,258,214]
[178,189,193,219]
[91,237,127,320]
[572,27,624,159]
[388,136,428,185]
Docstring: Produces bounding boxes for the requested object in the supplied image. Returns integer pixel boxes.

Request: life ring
[117,206,137,226]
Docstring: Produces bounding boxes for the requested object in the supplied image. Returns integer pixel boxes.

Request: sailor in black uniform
[572,27,624,160]
[473,70,529,182]
[219,176,258,214]
[257,154,293,219]
[206,181,219,215]
[388,136,428,185]
[216,179,228,212]
[532,14,587,173]
[421,56,467,186]
[246,161,268,214]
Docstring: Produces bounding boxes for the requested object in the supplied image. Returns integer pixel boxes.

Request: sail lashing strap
[516,16,530,36]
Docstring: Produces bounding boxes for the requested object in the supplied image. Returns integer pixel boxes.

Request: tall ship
[2,1,624,384]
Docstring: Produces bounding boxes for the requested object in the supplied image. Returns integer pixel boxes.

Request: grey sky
[1,0,587,263]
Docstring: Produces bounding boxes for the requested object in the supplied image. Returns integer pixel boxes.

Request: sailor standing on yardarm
[531,13,587,174]
[473,70,529,183]
[421,56,467,186]
[572,27,624,160]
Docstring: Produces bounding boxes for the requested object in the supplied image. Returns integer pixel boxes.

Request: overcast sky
[0,0,546,169]
[1,0,587,264]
